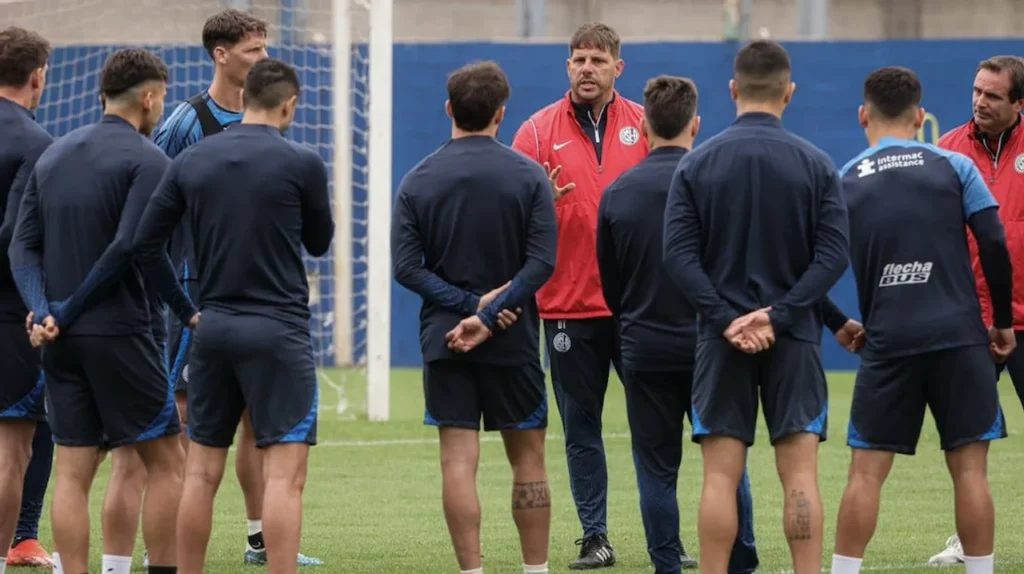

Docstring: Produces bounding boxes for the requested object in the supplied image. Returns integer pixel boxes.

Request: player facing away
[829,66,1014,574]
[7,48,186,574]
[595,75,759,574]
[393,61,558,574]
[133,58,332,574]
[928,55,1024,567]
[662,40,850,574]
[511,22,652,569]
[0,25,53,574]
[149,10,318,567]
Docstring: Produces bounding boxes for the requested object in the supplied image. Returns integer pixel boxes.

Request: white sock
[831,554,863,574]
[247,519,263,536]
[53,552,63,574]
[0,556,7,574]
[523,562,548,574]
[101,554,132,574]
[964,554,994,574]
[460,568,483,574]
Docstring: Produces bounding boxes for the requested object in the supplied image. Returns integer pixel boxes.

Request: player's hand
[188,312,201,330]
[445,315,492,353]
[723,308,775,354]
[478,281,511,312]
[29,315,59,348]
[24,311,34,338]
[543,162,575,201]
[989,327,1016,363]
[835,319,866,353]
[495,308,522,330]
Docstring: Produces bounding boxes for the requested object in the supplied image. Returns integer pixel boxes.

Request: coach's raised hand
[724,308,775,353]
[543,162,575,200]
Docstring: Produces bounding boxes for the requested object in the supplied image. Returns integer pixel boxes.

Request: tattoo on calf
[512,480,551,510]
[785,489,813,541]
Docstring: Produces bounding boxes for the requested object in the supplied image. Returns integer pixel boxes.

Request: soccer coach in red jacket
[928,55,1024,567]
[512,22,650,570]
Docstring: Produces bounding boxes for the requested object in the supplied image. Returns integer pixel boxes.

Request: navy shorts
[423,359,547,432]
[41,333,179,448]
[849,345,1005,454]
[0,323,45,422]
[691,337,828,446]
[187,311,318,449]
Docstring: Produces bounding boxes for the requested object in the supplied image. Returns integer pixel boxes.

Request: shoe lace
[946,535,963,553]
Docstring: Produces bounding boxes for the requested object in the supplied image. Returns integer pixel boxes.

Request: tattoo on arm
[512,480,551,510]
[786,489,812,541]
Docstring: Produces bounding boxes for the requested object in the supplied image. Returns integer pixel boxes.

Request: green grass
[27,369,1024,572]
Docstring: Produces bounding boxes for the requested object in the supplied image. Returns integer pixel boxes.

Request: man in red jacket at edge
[928,55,1024,568]
[512,22,686,570]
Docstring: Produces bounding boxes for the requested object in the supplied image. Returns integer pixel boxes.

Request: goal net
[0,0,393,421]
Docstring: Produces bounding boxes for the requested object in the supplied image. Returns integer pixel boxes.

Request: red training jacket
[511,91,648,319]
[938,115,1024,330]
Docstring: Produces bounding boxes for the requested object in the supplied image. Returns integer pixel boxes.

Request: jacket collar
[969,113,1022,144]
[563,90,619,121]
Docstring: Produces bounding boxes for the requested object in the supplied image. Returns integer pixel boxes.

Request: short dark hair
[643,76,698,140]
[202,9,268,59]
[733,40,792,101]
[446,61,510,132]
[0,26,50,88]
[978,56,1024,102]
[569,22,621,59]
[863,66,922,121]
[244,58,301,110]
[100,49,168,101]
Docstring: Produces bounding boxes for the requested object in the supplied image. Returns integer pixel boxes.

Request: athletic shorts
[849,345,1005,454]
[423,359,547,432]
[41,333,179,448]
[691,337,827,446]
[0,323,45,422]
[187,310,318,449]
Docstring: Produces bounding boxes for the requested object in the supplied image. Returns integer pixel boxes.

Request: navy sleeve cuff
[820,298,849,333]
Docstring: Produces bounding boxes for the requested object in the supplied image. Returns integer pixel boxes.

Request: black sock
[148,567,177,574]
[248,531,265,550]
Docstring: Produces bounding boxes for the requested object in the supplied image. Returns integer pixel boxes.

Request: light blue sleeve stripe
[937,149,999,220]
[839,144,883,178]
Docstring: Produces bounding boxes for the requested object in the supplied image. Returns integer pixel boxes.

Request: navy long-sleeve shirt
[840,137,1009,360]
[596,146,697,370]
[663,112,850,343]
[8,115,173,335]
[0,98,53,324]
[133,123,333,330]
[391,136,557,366]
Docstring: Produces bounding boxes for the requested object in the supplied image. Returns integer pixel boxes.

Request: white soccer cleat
[928,534,964,566]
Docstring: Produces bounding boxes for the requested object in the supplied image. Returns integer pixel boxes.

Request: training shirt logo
[857,151,925,178]
[879,261,932,287]
[619,126,640,146]
[1015,153,1024,174]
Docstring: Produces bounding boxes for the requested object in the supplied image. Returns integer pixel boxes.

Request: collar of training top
[970,112,1021,144]
[564,90,618,116]
[733,111,782,127]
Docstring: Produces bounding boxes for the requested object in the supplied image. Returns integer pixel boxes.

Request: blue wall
[35,39,1023,370]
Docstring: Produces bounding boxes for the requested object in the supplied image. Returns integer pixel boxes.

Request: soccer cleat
[568,534,616,570]
[244,548,324,566]
[143,551,149,569]
[7,538,55,568]
[928,534,964,566]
